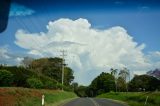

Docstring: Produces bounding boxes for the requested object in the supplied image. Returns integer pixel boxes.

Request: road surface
[62,98,127,106]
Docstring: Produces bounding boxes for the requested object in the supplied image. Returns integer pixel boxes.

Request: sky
[0,0,160,85]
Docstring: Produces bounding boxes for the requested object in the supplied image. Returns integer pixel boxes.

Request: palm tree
[119,67,130,92]
[110,68,118,92]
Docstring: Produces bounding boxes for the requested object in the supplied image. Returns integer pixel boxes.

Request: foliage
[0,65,37,87]
[21,56,34,68]
[0,57,75,91]
[117,76,126,92]
[30,57,74,86]
[128,74,160,91]
[64,67,74,85]
[74,85,88,97]
[27,78,43,89]
[0,65,60,89]
[110,68,118,92]
[86,72,115,97]
[0,69,14,86]
[118,67,130,92]
[71,82,78,91]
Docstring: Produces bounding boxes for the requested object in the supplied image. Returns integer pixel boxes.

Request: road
[62,98,128,106]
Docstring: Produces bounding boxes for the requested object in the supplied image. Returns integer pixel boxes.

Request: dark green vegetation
[97,92,160,106]
[0,70,14,86]
[129,75,160,91]
[0,57,74,91]
[74,68,160,97]
[0,87,77,106]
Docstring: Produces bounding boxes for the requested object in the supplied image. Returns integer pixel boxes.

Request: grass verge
[97,92,160,106]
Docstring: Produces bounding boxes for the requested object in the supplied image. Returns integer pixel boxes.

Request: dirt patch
[0,88,16,106]
[0,87,43,105]
[32,90,42,98]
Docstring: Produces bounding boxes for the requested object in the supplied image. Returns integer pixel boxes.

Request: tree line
[0,57,74,91]
[73,68,160,97]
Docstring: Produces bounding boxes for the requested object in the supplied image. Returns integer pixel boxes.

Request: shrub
[39,75,57,89]
[44,81,57,89]
[0,69,14,86]
[27,78,43,89]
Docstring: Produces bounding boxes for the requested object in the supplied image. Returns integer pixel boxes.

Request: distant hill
[147,68,160,79]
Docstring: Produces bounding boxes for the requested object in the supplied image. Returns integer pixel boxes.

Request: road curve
[61,98,127,106]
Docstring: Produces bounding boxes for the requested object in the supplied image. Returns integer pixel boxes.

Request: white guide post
[42,94,45,106]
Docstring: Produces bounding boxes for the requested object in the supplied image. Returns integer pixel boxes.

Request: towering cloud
[14,18,159,85]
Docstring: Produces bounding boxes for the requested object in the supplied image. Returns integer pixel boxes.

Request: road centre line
[89,98,101,106]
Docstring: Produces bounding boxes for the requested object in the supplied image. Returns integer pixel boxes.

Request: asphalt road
[62,98,127,106]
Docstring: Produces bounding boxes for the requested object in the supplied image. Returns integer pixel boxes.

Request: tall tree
[119,67,130,92]
[21,56,34,68]
[110,68,118,92]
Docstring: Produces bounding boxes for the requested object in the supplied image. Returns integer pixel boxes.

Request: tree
[64,67,74,85]
[74,85,88,97]
[21,56,34,68]
[30,57,74,85]
[117,76,126,92]
[110,68,118,92]
[119,67,130,92]
[0,70,14,86]
[27,78,43,89]
[129,74,160,91]
[88,72,115,96]
[71,82,78,91]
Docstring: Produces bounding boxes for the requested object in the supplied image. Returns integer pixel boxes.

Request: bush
[27,78,43,89]
[44,81,57,89]
[0,66,38,87]
[39,75,57,89]
[0,70,14,86]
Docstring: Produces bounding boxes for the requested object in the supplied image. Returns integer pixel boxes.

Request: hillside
[0,87,77,106]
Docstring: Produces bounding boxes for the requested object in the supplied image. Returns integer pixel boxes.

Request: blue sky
[0,0,160,85]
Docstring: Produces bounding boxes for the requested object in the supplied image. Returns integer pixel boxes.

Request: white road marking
[89,98,101,106]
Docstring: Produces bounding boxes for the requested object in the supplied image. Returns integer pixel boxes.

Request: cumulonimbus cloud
[14,18,160,85]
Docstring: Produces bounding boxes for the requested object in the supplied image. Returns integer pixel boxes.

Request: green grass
[97,92,160,106]
[0,87,77,106]
[44,90,77,106]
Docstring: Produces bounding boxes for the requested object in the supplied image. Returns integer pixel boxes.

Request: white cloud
[10,3,35,16]
[14,18,159,85]
[0,45,10,59]
[0,45,23,65]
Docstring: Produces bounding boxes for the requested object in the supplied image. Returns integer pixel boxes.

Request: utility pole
[60,50,67,91]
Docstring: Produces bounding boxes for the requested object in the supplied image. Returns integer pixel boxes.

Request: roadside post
[42,94,45,106]
[144,96,149,105]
